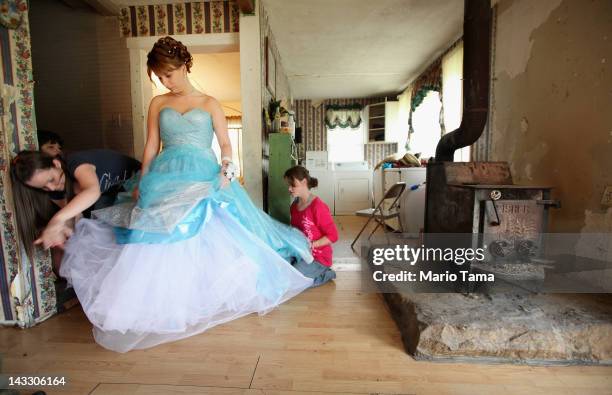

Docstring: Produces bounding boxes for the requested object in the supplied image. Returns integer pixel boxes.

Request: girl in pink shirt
[284,166,338,287]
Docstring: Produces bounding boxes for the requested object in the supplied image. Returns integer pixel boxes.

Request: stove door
[482,200,545,262]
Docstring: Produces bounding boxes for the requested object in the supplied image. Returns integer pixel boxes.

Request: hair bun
[147,36,193,73]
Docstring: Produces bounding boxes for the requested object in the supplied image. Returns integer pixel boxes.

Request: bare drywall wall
[491,0,612,232]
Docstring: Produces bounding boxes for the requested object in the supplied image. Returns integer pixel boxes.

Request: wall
[256,1,291,209]
[30,0,133,156]
[294,97,397,168]
[239,4,263,206]
[260,5,291,111]
[97,15,136,155]
[490,0,612,233]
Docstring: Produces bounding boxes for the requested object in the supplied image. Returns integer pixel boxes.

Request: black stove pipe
[434,0,492,162]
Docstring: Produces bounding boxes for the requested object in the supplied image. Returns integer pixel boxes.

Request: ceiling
[102,0,464,100]
[263,0,463,99]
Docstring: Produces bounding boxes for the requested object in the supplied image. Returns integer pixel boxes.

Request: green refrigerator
[268,133,296,224]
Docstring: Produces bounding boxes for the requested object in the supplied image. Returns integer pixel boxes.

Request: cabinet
[364,101,401,143]
[268,133,296,224]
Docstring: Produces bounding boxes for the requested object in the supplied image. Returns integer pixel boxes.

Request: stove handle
[537,199,561,209]
[486,199,501,226]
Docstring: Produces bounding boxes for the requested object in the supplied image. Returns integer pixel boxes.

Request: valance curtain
[409,58,443,136]
[324,104,363,129]
[226,115,242,129]
[410,59,442,112]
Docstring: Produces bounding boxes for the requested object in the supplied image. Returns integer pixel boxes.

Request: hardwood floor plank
[1,272,611,395]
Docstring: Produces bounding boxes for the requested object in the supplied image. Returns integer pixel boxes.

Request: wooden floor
[331,216,366,265]
[2,271,612,395]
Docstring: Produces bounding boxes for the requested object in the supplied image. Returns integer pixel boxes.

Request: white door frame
[126,33,240,160]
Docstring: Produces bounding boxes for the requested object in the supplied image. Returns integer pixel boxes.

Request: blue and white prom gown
[60,108,313,352]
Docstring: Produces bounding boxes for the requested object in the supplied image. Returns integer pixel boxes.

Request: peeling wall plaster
[490,0,612,233]
[495,0,562,79]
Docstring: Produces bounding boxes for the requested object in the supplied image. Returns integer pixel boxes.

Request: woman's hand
[132,186,140,201]
[219,174,230,189]
[219,161,235,189]
[218,172,230,189]
[35,218,73,249]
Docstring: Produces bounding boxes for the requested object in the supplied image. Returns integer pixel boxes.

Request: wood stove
[424,162,560,290]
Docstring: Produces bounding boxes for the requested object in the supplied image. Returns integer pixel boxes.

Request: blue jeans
[292,258,336,287]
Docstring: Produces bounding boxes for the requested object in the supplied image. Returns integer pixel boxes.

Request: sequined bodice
[159,107,214,150]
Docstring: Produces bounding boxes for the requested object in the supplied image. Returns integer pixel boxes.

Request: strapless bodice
[159,107,214,150]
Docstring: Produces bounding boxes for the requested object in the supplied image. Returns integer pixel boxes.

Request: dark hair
[37,130,64,148]
[10,151,73,260]
[284,165,318,189]
[146,36,193,80]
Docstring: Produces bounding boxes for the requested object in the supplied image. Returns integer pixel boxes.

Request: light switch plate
[601,186,612,206]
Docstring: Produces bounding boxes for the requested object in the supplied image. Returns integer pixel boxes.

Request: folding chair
[351,182,406,250]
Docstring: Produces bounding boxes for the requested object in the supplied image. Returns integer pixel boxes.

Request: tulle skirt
[60,145,313,352]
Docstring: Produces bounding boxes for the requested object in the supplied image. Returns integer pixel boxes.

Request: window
[327,122,365,163]
[410,90,442,159]
[442,41,469,161]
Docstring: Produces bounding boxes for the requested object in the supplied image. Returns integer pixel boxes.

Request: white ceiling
[262,0,463,100]
[107,0,464,100]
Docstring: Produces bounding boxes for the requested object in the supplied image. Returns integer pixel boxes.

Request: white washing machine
[332,161,372,215]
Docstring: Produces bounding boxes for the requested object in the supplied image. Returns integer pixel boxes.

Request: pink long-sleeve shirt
[290,196,338,267]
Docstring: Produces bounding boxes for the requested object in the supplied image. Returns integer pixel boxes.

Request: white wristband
[223,161,237,181]
[221,156,232,164]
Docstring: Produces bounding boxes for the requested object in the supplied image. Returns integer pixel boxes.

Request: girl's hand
[311,237,330,250]
[132,186,140,201]
[218,172,230,189]
[35,219,73,249]
[219,161,235,189]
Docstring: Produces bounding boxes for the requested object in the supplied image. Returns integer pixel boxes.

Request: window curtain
[324,103,363,129]
[410,60,442,112]
[406,59,443,159]
[397,86,412,154]
[408,59,442,137]
[441,41,469,161]
[226,116,242,129]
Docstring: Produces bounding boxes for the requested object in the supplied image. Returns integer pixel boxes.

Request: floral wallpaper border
[0,0,55,327]
[119,1,239,38]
